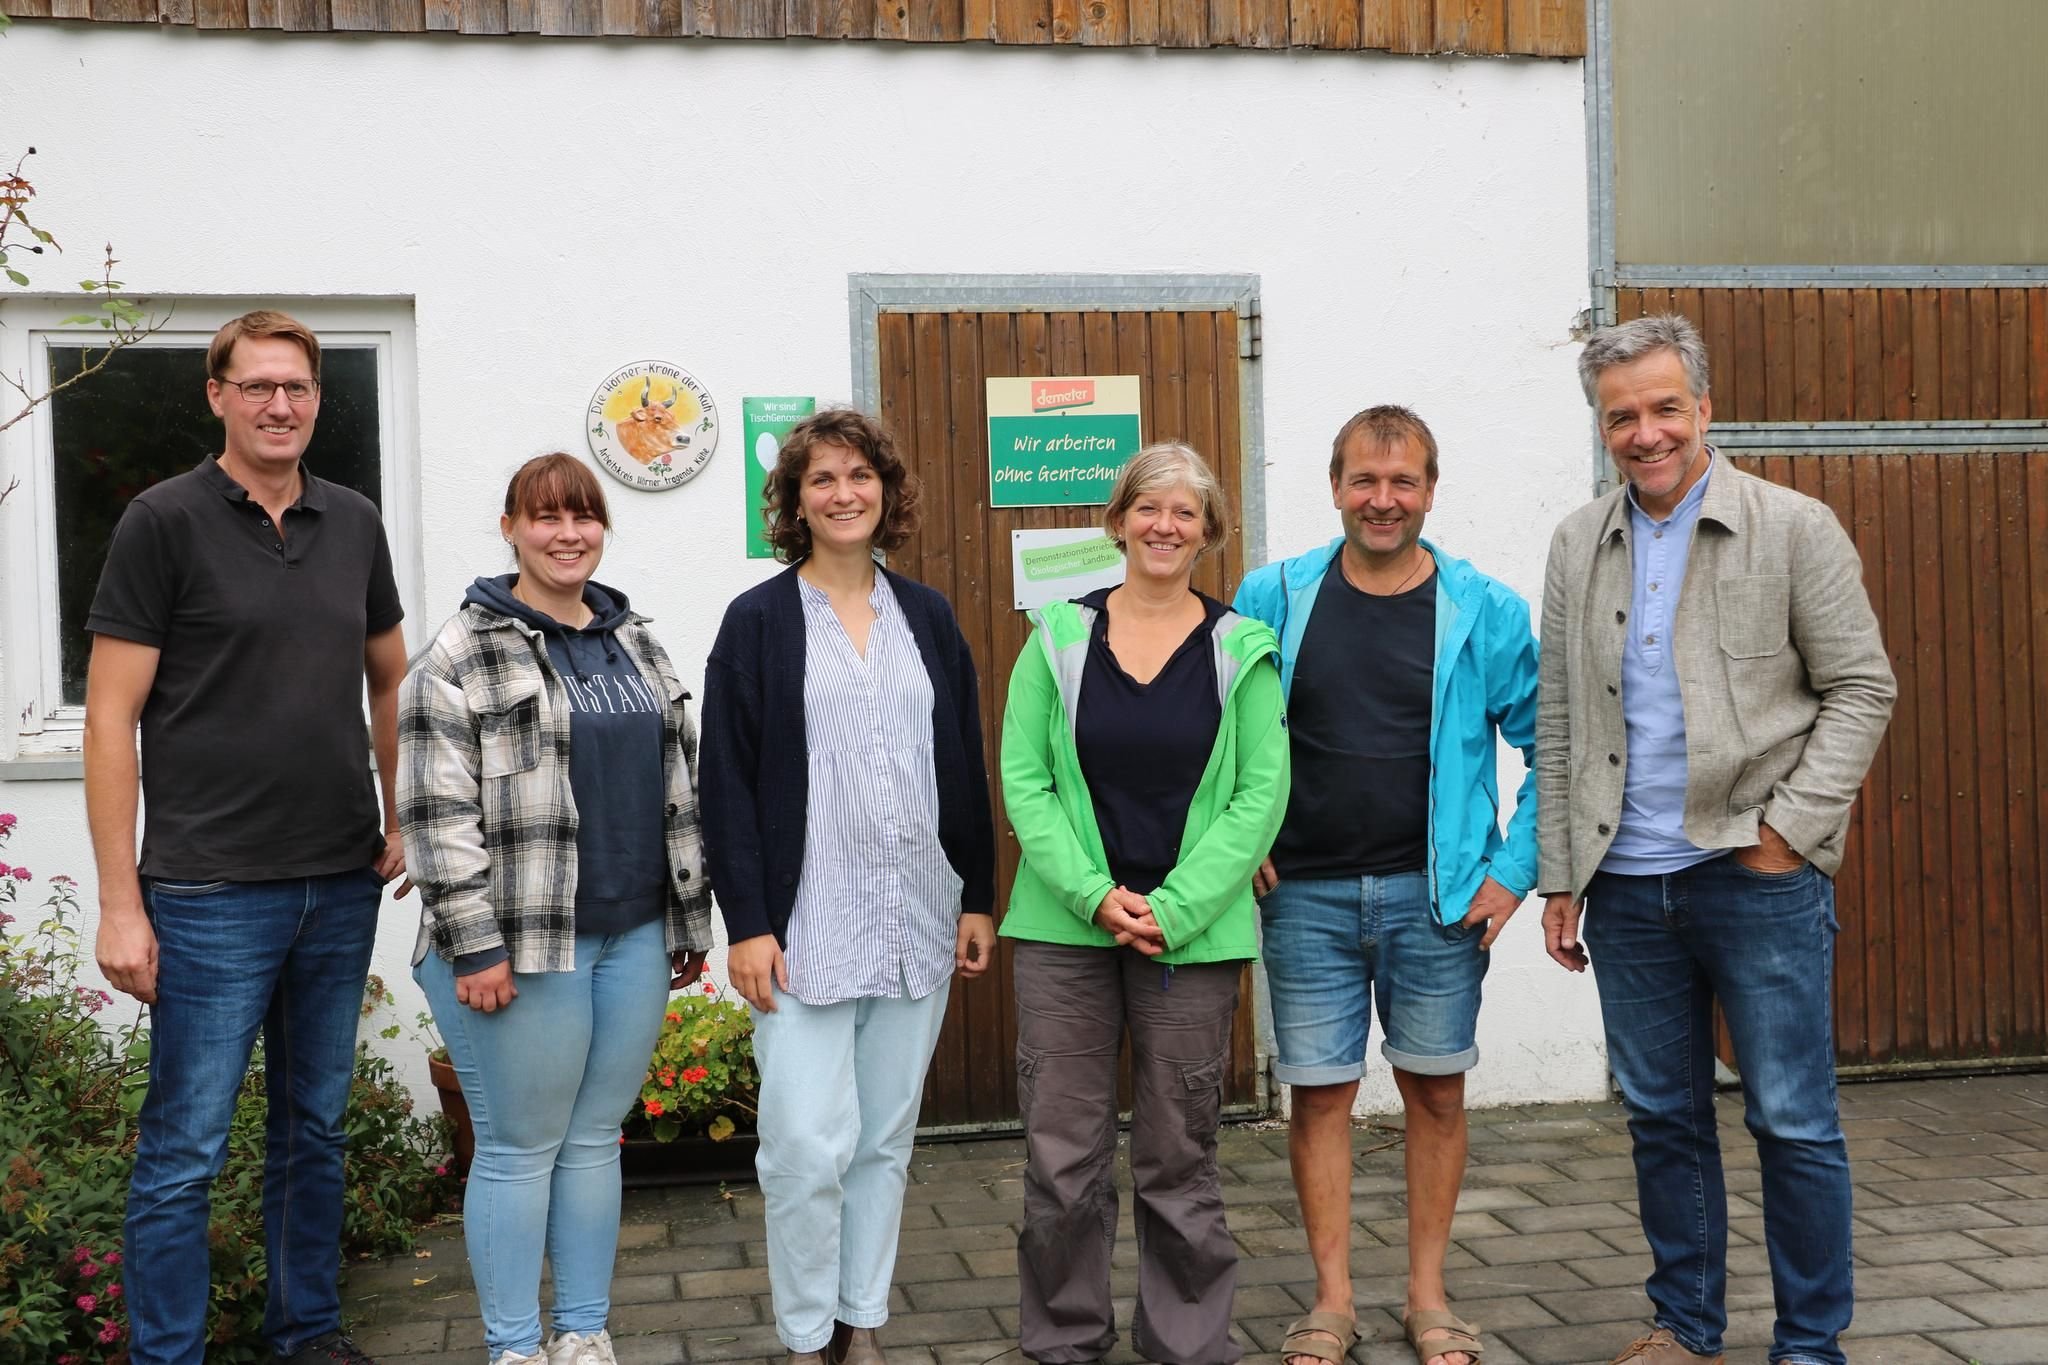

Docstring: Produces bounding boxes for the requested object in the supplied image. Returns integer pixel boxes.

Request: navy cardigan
[700,565,997,947]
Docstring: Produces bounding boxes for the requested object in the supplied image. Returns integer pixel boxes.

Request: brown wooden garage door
[1724,449,2048,1069]
[1612,286,2048,1069]
[872,307,1260,1129]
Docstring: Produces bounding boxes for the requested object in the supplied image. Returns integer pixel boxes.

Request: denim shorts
[1259,870,1488,1084]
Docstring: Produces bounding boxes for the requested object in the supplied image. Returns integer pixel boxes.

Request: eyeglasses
[219,377,320,404]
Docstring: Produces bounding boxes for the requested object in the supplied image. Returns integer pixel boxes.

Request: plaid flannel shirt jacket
[398,600,714,973]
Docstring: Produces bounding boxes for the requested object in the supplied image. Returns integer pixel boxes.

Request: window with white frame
[0,299,418,764]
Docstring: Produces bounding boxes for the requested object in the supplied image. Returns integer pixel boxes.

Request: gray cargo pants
[1013,941,1245,1365]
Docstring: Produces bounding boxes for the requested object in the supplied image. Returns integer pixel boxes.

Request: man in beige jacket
[1537,315,1895,1365]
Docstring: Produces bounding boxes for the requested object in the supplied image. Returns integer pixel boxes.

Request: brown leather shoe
[784,1352,827,1365]
[1609,1329,1723,1364]
[828,1322,886,1365]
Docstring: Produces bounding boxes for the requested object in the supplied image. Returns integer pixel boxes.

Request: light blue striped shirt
[1602,454,1720,875]
[784,573,962,1005]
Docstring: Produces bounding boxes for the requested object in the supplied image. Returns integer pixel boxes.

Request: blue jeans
[1587,855,1851,1365]
[124,868,385,1365]
[750,982,951,1353]
[416,918,672,1359]
[1259,871,1489,1083]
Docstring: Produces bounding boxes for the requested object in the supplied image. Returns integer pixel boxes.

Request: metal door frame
[849,273,1268,572]
[848,272,1277,1124]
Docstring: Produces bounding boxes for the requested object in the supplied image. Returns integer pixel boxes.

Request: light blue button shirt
[1600,455,1722,876]
[784,574,963,1005]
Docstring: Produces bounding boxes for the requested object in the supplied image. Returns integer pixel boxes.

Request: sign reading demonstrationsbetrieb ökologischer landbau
[986,375,1143,508]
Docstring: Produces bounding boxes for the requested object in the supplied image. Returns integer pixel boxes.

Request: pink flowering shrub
[628,966,758,1143]
[0,816,458,1363]
[0,816,139,1362]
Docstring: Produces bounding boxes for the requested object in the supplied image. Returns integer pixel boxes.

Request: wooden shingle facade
[3,0,1583,53]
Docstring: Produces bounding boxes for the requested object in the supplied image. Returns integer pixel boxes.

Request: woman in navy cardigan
[699,408,995,1365]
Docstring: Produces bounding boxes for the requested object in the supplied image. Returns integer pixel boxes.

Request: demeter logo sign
[1031,379,1097,412]
[987,375,1142,508]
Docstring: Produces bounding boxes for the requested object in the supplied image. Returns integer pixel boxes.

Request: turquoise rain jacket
[1232,537,1539,924]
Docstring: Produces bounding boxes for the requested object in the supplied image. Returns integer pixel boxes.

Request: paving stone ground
[348,1073,2048,1365]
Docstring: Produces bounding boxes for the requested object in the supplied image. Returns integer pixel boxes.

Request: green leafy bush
[631,973,758,1143]
[0,814,459,1364]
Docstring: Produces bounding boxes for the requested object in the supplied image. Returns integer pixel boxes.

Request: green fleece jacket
[997,598,1290,964]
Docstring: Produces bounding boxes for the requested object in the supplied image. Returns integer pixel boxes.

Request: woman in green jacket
[999,442,1289,1365]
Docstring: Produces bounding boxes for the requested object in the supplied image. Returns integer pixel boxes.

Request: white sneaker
[545,1329,618,1365]
[491,1351,547,1365]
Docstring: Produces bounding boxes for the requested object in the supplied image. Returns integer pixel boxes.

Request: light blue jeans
[751,983,952,1353]
[1259,870,1489,1083]
[415,918,672,1359]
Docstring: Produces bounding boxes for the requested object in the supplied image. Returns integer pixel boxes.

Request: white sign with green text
[1011,527,1127,611]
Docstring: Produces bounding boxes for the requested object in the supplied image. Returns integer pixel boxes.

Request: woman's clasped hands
[1093,884,1165,957]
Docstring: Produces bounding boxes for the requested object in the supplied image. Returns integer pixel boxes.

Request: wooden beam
[277,0,332,28]
[1077,0,1128,45]
[712,0,784,35]
[537,0,603,33]
[1290,0,1362,49]
[1433,0,1500,53]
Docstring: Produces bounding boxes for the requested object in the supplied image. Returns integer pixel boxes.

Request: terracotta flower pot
[427,1052,475,1179]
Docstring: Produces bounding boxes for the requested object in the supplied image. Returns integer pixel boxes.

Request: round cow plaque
[587,360,721,491]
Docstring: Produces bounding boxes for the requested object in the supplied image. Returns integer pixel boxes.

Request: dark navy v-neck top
[1072,587,1227,896]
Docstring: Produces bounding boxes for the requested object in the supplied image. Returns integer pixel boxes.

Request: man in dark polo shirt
[1233,407,1540,1365]
[83,310,408,1365]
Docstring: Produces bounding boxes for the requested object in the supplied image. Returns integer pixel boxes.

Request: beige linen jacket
[1536,455,1896,901]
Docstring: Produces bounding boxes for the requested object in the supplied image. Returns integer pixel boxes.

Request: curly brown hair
[763,408,922,564]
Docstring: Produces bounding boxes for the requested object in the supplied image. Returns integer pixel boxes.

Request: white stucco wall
[0,21,1604,1117]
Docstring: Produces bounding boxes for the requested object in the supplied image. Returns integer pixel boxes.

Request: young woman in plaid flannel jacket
[399,453,714,1365]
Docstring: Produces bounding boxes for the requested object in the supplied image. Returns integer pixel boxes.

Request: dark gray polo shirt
[87,456,404,881]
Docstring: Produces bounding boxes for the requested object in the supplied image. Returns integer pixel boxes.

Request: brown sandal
[1280,1311,1358,1365]
[1404,1309,1484,1365]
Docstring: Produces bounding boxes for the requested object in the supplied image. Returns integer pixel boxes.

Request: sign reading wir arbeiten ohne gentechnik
[986,375,1143,508]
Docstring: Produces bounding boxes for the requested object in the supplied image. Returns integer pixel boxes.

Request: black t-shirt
[86,457,403,881]
[1073,587,1226,896]
[1269,555,1434,880]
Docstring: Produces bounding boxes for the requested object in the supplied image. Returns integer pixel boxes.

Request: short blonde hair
[1101,441,1231,560]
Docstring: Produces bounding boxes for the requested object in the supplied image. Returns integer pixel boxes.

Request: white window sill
[0,754,84,781]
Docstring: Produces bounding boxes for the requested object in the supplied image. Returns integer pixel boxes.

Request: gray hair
[1101,440,1231,559]
[1577,314,1711,405]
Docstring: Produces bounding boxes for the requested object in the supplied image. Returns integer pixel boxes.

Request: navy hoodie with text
[455,574,668,974]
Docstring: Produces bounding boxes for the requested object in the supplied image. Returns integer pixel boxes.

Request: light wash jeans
[126,868,384,1365]
[1587,855,1852,1365]
[416,918,672,1359]
[1258,870,1490,1082]
[751,982,952,1353]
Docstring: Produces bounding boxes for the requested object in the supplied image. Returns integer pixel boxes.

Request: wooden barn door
[1615,287,2048,1071]
[873,306,1260,1130]
[1723,447,2048,1071]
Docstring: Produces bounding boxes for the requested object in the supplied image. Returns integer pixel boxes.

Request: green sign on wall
[742,396,815,559]
[985,375,1143,508]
